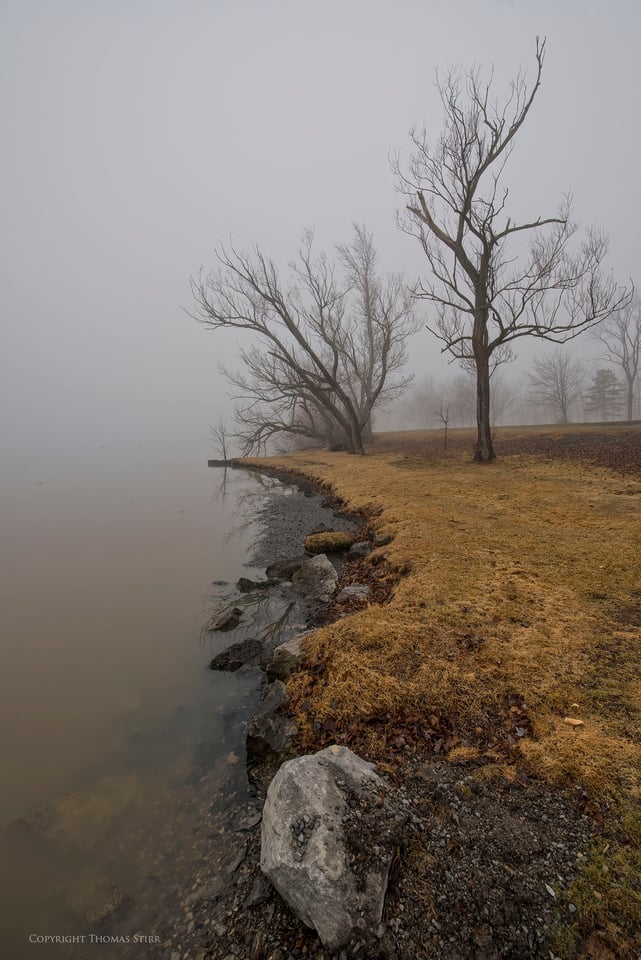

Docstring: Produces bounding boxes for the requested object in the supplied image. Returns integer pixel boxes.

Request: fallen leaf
[584,930,615,960]
[563,717,585,727]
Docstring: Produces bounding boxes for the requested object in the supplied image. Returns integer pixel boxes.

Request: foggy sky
[2,0,639,460]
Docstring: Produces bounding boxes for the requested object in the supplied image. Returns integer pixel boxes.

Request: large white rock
[260,745,392,950]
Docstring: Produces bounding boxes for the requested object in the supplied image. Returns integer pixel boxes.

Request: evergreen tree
[584,368,625,421]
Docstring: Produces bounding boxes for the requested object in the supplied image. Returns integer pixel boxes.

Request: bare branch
[393,38,630,461]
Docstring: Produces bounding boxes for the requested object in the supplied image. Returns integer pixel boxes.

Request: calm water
[0,445,280,955]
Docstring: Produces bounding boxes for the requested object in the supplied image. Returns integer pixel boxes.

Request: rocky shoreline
[145,466,595,960]
[150,468,379,960]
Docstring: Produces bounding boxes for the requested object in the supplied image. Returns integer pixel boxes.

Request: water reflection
[0,456,283,957]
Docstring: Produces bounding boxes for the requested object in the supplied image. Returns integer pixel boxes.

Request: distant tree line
[394,311,640,433]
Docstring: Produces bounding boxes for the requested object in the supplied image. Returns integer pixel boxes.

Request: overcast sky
[2,0,639,459]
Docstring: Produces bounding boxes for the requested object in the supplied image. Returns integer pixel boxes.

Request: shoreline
[156,458,592,960]
[109,432,640,960]
[147,466,371,960]
[189,445,626,960]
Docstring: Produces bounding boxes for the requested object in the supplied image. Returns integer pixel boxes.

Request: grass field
[249,424,641,958]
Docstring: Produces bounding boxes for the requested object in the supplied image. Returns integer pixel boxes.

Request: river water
[0,445,286,957]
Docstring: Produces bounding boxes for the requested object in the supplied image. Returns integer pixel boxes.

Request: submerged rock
[66,870,129,925]
[18,774,141,848]
[237,576,278,593]
[260,745,395,950]
[206,606,243,632]
[209,637,263,672]
[265,557,307,581]
[246,681,297,761]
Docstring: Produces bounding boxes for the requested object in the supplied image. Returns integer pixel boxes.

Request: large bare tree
[592,296,641,420]
[526,349,584,423]
[190,227,418,455]
[393,38,629,461]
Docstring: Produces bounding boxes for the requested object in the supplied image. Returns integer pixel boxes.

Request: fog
[2,0,639,461]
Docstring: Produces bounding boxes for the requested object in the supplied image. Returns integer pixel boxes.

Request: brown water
[0,446,279,956]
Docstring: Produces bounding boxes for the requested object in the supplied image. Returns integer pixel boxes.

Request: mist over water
[0,440,277,952]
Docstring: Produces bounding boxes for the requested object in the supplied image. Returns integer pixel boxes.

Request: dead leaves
[583,930,617,960]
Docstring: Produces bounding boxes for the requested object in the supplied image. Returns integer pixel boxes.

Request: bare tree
[393,38,629,462]
[526,349,584,423]
[488,370,516,427]
[210,416,232,461]
[592,296,641,420]
[434,401,451,454]
[395,376,440,429]
[444,372,476,427]
[190,227,418,455]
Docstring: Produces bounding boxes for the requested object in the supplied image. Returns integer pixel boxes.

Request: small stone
[338,584,371,600]
[348,541,371,557]
[237,812,262,831]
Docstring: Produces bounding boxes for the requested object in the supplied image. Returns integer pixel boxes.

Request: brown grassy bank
[247,425,641,958]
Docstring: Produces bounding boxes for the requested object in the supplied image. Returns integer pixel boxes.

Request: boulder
[246,681,297,761]
[260,745,395,950]
[291,555,338,602]
[267,635,305,681]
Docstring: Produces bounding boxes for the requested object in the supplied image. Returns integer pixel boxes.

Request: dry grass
[304,530,355,554]
[246,430,641,957]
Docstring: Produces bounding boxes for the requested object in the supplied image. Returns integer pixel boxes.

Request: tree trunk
[351,422,366,455]
[626,377,634,421]
[473,352,495,462]
[362,416,374,445]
